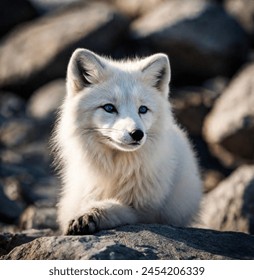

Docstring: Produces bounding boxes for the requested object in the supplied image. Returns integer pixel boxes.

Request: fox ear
[67,48,106,94]
[141,53,171,97]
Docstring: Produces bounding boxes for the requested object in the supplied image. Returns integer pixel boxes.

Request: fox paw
[66,214,97,235]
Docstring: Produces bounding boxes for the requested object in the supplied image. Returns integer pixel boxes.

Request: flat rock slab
[1,224,254,260]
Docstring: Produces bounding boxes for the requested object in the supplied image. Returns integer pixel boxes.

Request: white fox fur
[52,48,202,235]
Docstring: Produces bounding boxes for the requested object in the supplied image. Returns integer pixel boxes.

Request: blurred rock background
[0,0,254,256]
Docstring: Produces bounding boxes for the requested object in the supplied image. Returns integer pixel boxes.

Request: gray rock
[24,176,59,206]
[0,92,26,120]
[203,63,254,166]
[225,0,254,43]
[0,2,129,96]
[0,118,37,148]
[1,166,58,207]
[0,183,23,224]
[172,87,219,136]
[0,141,52,184]
[27,79,65,121]
[199,165,254,234]
[20,205,58,230]
[0,0,37,37]
[106,0,165,18]
[15,141,52,170]
[0,141,58,210]
[202,76,229,95]
[1,224,254,260]
[28,0,82,14]
[0,229,54,257]
[202,169,225,192]
[131,0,249,81]
[0,223,18,234]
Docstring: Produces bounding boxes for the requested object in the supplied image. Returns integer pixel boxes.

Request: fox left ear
[141,53,171,97]
[67,48,106,94]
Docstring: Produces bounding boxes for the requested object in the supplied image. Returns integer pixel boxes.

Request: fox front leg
[65,200,138,235]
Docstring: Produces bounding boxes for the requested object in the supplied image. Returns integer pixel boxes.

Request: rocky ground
[0,0,254,260]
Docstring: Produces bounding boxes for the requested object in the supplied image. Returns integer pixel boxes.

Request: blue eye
[139,105,148,114]
[102,104,117,113]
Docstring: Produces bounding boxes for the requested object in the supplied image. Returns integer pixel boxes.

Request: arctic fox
[52,48,202,235]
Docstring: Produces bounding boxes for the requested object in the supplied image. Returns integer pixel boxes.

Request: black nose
[129,129,144,142]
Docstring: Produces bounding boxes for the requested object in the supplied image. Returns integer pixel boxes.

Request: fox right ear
[141,53,171,98]
[67,49,106,94]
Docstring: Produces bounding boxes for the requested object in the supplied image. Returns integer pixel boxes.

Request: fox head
[66,48,171,152]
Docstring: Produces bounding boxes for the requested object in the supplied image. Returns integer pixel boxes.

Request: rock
[200,165,254,234]
[202,169,225,192]
[225,0,254,44]
[0,135,58,212]
[0,95,54,149]
[1,224,254,259]
[0,0,37,38]
[131,0,249,83]
[0,183,23,224]
[172,87,219,136]
[27,79,65,121]
[0,141,52,185]
[28,0,82,14]
[1,162,58,206]
[0,184,22,223]
[0,223,19,236]
[172,76,229,135]
[0,118,37,148]
[0,229,54,256]
[15,142,52,170]
[202,76,229,94]
[105,0,165,18]
[21,175,59,206]
[0,92,26,120]
[20,205,58,230]
[203,63,254,166]
[1,176,23,202]
[0,2,129,97]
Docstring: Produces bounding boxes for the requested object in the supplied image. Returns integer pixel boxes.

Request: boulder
[0,118,37,148]
[0,183,23,224]
[1,224,254,260]
[171,77,228,136]
[0,0,37,37]
[28,0,82,14]
[203,63,254,166]
[172,86,219,136]
[0,158,58,207]
[202,76,229,95]
[27,79,65,121]
[20,205,58,230]
[202,169,225,192]
[29,0,165,18]
[225,0,254,44]
[0,229,54,256]
[0,2,129,97]
[0,92,26,121]
[130,0,249,83]
[200,165,254,234]
[104,0,165,18]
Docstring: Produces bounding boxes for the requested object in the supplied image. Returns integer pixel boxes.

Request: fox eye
[139,105,148,114]
[102,103,117,114]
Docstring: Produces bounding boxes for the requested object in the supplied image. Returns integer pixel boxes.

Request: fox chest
[97,169,166,210]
